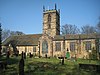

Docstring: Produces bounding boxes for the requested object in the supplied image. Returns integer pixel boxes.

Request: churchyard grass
[0,56,100,75]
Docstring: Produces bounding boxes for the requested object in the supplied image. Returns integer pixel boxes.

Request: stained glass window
[42,40,48,53]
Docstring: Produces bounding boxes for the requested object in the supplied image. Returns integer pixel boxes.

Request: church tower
[43,4,60,37]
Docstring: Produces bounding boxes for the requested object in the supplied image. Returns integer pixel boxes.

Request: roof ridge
[10,34,42,37]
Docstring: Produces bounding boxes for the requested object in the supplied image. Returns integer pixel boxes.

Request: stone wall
[52,39,96,59]
[16,46,38,56]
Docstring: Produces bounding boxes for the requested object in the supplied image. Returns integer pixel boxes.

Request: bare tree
[96,16,100,33]
[10,40,18,55]
[10,31,24,35]
[61,24,80,34]
[81,24,96,34]
[2,29,11,41]
[2,29,24,41]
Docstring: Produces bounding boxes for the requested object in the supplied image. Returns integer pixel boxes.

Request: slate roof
[2,34,42,46]
[53,33,100,41]
[2,33,100,46]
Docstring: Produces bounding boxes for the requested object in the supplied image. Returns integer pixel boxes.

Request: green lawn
[0,56,100,75]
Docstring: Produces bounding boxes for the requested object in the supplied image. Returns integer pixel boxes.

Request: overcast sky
[0,0,100,34]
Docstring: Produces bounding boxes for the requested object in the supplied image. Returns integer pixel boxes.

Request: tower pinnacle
[55,3,57,10]
[43,6,45,12]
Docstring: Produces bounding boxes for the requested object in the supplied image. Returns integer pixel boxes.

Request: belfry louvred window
[48,14,51,29]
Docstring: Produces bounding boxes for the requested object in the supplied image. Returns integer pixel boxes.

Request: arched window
[85,41,91,50]
[70,42,76,51]
[48,14,51,29]
[48,14,51,22]
[42,40,48,53]
[55,42,61,51]
[33,46,36,52]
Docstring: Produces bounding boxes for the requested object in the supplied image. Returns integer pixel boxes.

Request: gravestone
[29,52,33,58]
[29,52,31,58]
[62,57,64,65]
[79,63,100,73]
[6,51,10,58]
[16,50,19,57]
[21,51,24,58]
[97,65,100,73]
[45,54,47,58]
[24,52,26,59]
[0,61,7,70]
[19,51,24,75]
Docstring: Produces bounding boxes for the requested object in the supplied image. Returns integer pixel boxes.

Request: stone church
[2,5,100,59]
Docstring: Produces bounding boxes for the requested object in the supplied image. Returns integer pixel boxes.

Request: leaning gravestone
[19,51,24,75]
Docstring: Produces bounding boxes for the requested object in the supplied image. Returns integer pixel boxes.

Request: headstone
[97,65,100,73]
[61,57,64,65]
[21,51,24,59]
[75,54,77,61]
[7,51,10,58]
[0,61,7,70]
[29,52,31,58]
[16,50,19,57]
[19,52,24,75]
[29,52,33,58]
[19,58,24,75]
[45,54,47,58]
[24,52,26,59]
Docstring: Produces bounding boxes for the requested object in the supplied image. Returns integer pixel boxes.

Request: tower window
[48,14,51,29]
